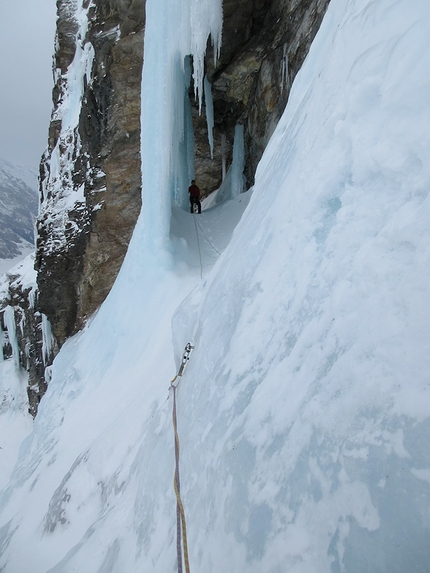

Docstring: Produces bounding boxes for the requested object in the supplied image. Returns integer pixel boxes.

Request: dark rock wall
[75,0,144,335]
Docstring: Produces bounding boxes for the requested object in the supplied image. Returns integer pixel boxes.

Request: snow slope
[1,0,430,571]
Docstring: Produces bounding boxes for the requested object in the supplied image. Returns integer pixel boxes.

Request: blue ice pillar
[230,124,245,199]
[204,75,214,159]
[221,133,227,181]
[171,56,195,211]
[0,319,4,363]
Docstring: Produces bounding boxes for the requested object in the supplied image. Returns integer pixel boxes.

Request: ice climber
[188,179,201,214]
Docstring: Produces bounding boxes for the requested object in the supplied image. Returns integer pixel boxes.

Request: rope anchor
[170,343,194,573]
[171,343,194,386]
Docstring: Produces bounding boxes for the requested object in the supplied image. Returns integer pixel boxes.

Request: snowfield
[0,0,429,571]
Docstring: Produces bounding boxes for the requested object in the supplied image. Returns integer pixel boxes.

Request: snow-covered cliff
[0,0,429,571]
[37,0,144,347]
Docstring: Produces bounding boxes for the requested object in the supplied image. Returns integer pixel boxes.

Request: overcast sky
[0,0,57,171]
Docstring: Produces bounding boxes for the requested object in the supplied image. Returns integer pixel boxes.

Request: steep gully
[0,0,330,416]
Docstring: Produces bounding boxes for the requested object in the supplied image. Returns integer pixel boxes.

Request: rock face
[1,0,331,416]
[36,0,145,347]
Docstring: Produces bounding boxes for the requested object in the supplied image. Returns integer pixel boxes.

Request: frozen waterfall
[139,0,222,253]
[0,0,429,572]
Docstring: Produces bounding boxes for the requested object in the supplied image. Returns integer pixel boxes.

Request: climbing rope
[170,343,194,573]
[192,215,203,279]
[195,217,221,255]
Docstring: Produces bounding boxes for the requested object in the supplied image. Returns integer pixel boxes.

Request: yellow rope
[172,387,191,573]
[192,215,203,279]
[170,343,193,573]
[195,216,221,255]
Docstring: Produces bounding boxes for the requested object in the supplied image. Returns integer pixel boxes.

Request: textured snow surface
[1,0,430,571]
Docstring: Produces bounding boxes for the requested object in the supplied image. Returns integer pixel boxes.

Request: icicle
[28,285,37,310]
[41,314,54,365]
[171,56,195,211]
[184,87,195,201]
[213,22,222,66]
[140,0,223,250]
[221,134,227,181]
[171,54,187,208]
[213,125,245,204]
[45,365,53,385]
[204,75,214,159]
[0,319,4,363]
[281,44,289,93]
[4,306,20,369]
[189,0,223,105]
[230,124,245,199]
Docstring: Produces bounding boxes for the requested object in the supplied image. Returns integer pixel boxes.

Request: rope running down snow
[170,343,194,573]
[195,217,221,255]
[192,214,203,279]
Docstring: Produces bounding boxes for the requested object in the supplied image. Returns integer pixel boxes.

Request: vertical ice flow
[281,44,289,92]
[213,125,245,204]
[140,0,223,254]
[0,321,4,363]
[204,75,214,158]
[4,306,19,369]
[41,314,53,366]
[230,124,245,198]
[171,55,195,210]
[221,133,227,181]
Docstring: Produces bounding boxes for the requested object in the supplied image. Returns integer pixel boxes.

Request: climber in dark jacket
[188,179,202,214]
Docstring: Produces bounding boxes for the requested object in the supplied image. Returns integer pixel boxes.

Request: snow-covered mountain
[0,157,37,271]
[0,0,429,571]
